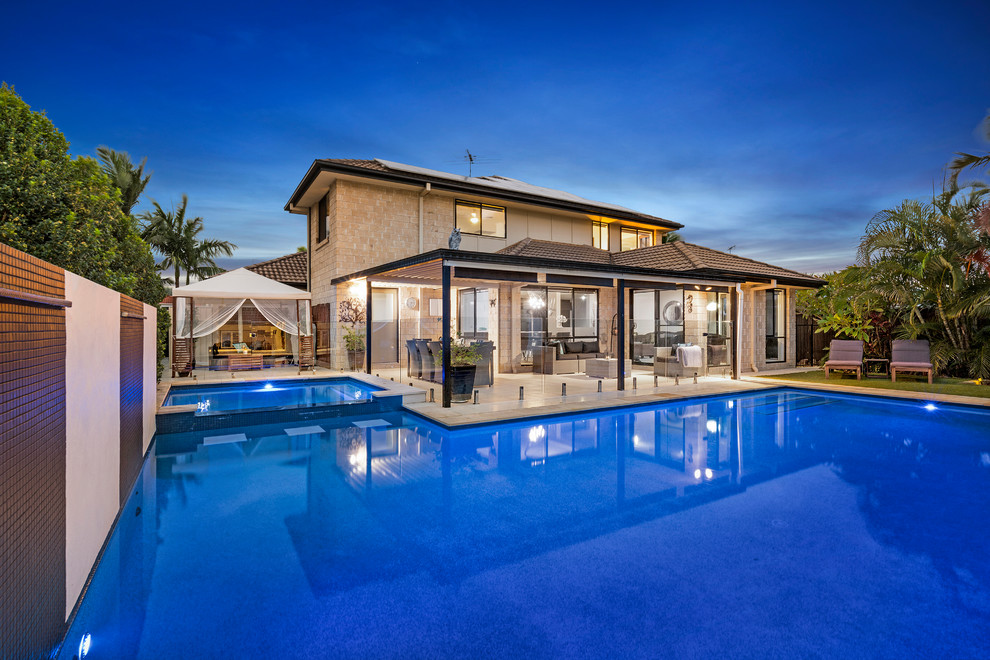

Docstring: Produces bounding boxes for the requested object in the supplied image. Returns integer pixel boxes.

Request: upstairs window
[592,221,609,250]
[456,200,506,238]
[620,227,654,251]
[317,194,328,243]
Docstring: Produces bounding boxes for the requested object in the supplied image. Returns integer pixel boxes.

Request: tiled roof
[323,158,389,172]
[497,239,822,285]
[497,238,612,265]
[245,251,308,288]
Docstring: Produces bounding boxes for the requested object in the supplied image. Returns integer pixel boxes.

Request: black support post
[442,263,452,407]
[617,278,626,390]
[365,282,372,374]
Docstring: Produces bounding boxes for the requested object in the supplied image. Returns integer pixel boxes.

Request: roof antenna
[727,245,736,253]
[465,149,475,177]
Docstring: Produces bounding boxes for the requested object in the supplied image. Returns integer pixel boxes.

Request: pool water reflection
[61,389,990,659]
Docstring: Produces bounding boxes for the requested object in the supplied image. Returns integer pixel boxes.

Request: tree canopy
[0,84,165,305]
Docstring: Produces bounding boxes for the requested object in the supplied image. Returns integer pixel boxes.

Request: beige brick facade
[297,168,807,376]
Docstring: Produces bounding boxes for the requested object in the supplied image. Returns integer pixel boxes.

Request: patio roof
[171,268,311,300]
[331,241,823,288]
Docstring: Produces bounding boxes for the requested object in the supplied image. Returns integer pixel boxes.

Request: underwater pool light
[924,403,937,411]
[263,382,274,391]
[78,633,91,658]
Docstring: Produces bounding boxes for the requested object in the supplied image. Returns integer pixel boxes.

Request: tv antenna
[448,150,499,177]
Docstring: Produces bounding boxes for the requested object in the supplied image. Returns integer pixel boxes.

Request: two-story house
[285,159,821,404]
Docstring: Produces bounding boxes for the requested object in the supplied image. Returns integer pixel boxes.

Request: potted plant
[444,342,482,403]
[343,328,365,371]
[338,298,366,371]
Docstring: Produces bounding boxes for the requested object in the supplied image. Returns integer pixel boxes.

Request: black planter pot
[347,350,366,371]
[449,364,477,403]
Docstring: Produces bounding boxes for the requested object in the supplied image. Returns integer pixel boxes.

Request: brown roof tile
[496,238,613,265]
[323,158,389,171]
[245,251,308,288]
[497,239,821,285]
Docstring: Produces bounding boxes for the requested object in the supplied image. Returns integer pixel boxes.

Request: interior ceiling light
[470,212,479,223]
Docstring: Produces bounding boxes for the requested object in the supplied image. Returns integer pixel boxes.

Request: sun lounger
[824,339,864,379]
[890,339,933,384]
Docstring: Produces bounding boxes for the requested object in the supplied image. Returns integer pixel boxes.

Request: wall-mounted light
[348,279,366,299]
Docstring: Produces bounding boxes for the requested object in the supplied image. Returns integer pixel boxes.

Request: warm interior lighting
[527,294,545,310]
[470,212,479,223]
[706,301,718,311]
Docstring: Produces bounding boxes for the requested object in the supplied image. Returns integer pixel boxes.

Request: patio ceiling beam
[452,266,539,283]
[545,273,614,288]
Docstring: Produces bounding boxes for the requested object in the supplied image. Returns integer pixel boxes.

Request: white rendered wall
[142,302,157,452]
[63,272,122,617]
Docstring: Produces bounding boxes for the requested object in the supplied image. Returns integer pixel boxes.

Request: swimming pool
[162,377,380,413]
[61,388,990,658]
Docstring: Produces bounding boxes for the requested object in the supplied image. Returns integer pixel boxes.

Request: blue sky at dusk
[3,0,988,274]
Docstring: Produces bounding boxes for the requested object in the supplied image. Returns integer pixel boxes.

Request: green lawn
[758,369,990,399]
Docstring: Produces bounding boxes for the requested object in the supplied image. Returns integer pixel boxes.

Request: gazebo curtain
[175,297,312,339]
[176,298,247,339]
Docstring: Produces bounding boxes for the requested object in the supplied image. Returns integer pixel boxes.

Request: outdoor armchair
[824,339,864,379]
[890,339,934,384]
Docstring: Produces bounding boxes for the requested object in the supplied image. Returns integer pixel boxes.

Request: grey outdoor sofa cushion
[825,339,864,379]
[891,339,933,384]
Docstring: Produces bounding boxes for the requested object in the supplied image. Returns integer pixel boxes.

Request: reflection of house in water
[144,393,841,599]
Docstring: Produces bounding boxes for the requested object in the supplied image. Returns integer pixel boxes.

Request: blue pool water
[61,389,990,658]
[162,377,379,413]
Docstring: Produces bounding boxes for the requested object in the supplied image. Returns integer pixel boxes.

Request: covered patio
[169,268,315,378]
[326,246,764,407]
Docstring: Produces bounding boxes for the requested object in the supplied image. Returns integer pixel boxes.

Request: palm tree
[661,230,682,244]
[949,111,990,185]
[140,195,236,286]
[857,183,990,377]
[182,236,235,285]
[97,146,151,215]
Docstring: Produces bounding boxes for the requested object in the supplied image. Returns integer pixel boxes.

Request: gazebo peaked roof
[171,268,311,300]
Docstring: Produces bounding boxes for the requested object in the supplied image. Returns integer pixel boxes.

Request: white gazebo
[170,268,313,376]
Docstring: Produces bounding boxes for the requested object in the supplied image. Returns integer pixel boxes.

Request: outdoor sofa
[534,339,606,375]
